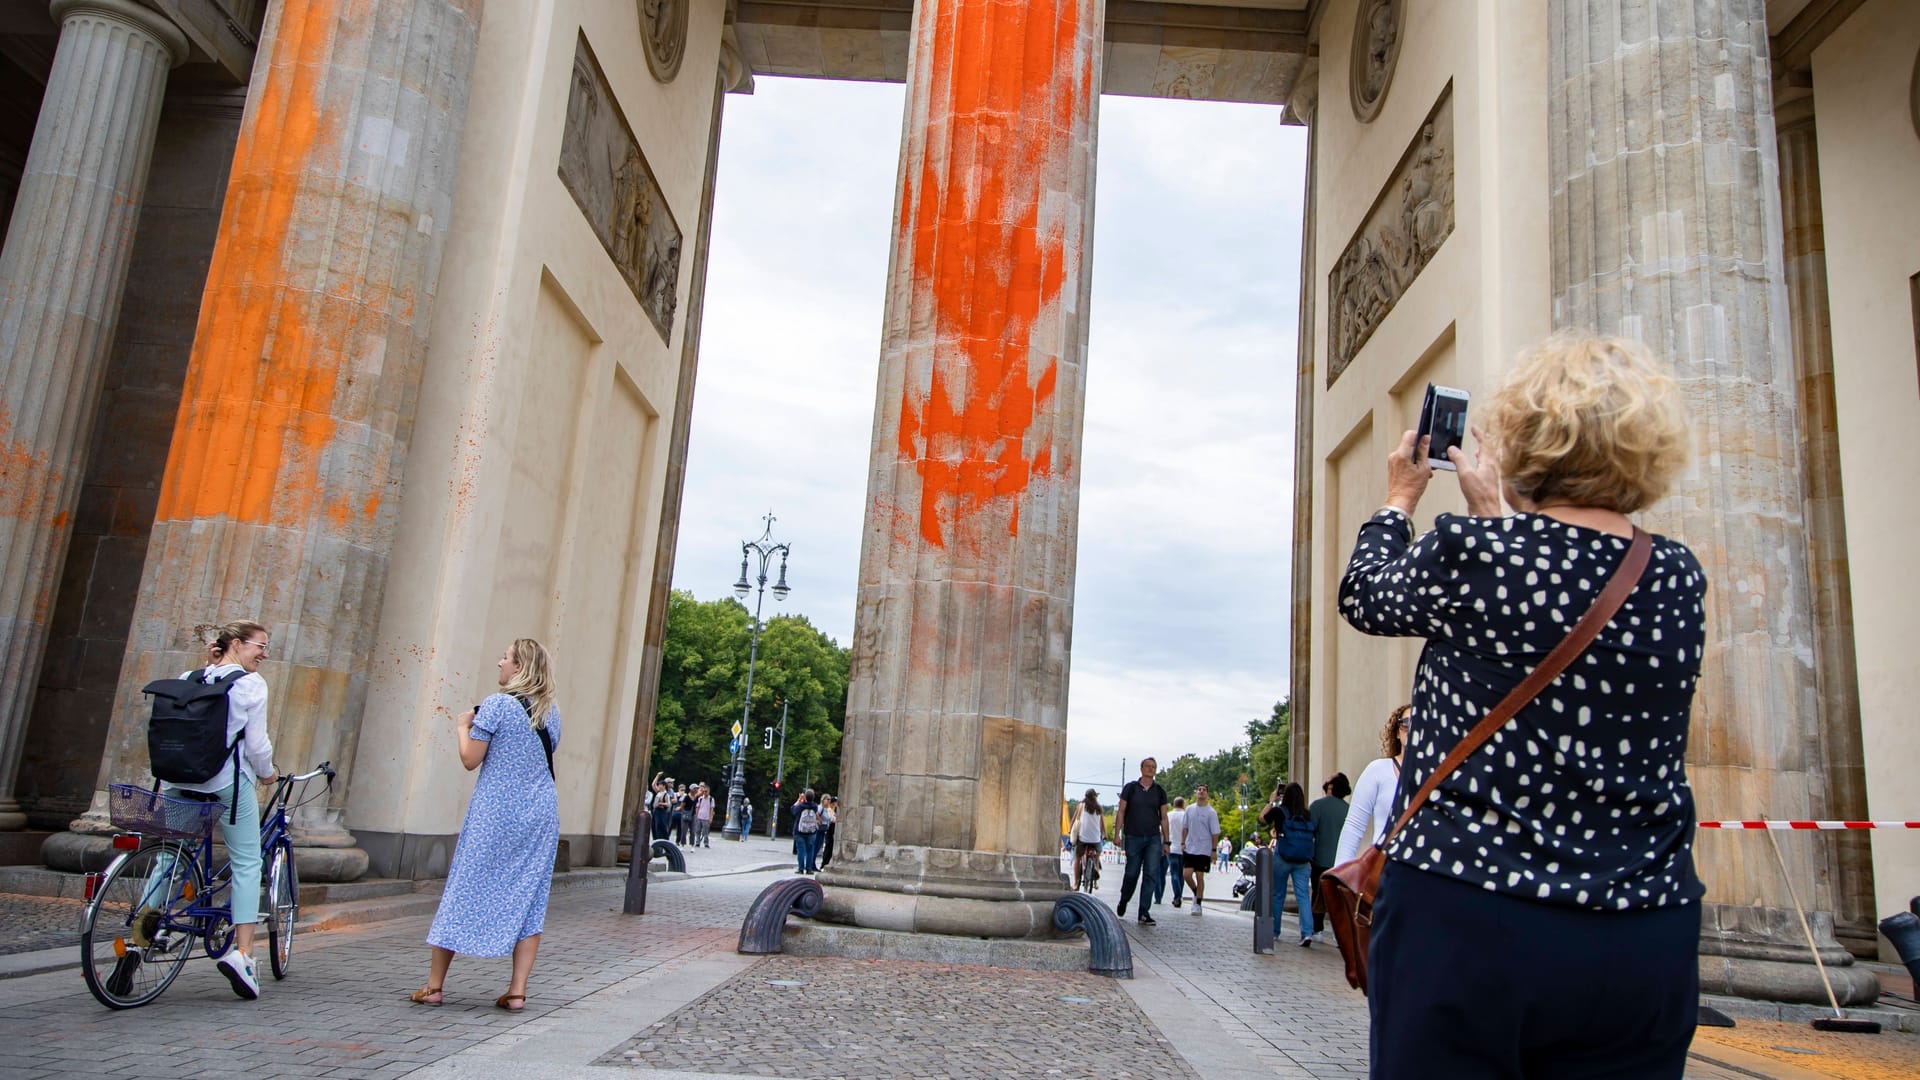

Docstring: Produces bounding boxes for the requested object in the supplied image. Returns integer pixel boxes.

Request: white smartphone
[1415,383,1470,471]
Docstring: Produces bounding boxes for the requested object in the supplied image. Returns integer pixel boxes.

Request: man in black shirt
[1114,757,1171,925]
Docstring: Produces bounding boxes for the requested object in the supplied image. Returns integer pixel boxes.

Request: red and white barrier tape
[1698,820,1920,830]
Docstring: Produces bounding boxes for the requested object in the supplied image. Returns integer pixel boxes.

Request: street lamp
[722,512,791,841]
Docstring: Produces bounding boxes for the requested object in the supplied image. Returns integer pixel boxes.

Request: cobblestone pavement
[598,954,1194,1079]
[0,894,82,956]
[0,848,1915,1079]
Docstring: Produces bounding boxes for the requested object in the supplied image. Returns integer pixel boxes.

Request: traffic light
[719,763,732,785]
[764,726,774,749]
[771,779,782,796]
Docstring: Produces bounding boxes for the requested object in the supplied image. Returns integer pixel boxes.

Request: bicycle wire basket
[107,783,219,839]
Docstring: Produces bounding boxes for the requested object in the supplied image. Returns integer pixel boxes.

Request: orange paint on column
[153,0,377,527]
[893,0,1089,550]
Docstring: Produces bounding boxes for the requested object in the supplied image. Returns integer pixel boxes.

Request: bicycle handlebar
[280,762,335,785]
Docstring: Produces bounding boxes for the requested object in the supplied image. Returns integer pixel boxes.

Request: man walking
[1114,757,1171,926]
[1163,796,1187,908]
[1308,773,1351,940]
[1181,786,1222,914]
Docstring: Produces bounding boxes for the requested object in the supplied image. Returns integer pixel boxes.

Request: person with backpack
[413,638,562,1012]
[1261,781,1317,947]
[818,795,839,868]
[144,620,278,1000]
[792,789,822,873]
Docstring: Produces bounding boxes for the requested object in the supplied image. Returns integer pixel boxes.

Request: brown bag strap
[1378,527,1651,852]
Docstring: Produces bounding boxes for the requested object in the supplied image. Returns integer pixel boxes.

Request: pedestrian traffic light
[764,726,773,749]
[719,763,732,785]
[771,779,781,795]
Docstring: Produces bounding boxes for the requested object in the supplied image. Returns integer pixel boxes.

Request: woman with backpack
[792,789,822,874]
[412,638,561,1012]
[1261,781,1317,947]
[156,621,277,1000]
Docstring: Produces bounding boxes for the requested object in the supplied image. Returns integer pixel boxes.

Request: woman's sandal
[495,993,526,1012]
[410,985,444,1006]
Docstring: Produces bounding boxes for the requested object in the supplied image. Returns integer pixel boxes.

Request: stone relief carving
[1350,0,1403,123]
[640,0,688,83]
[1328,88,1453,386]
[560,34,682,342]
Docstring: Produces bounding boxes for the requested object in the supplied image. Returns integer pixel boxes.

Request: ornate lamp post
[723,513,790,841]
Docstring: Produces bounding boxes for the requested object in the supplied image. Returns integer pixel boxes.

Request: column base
[813,843,1068,938]
[1699,901,1882,1007]
[0,799,27,831]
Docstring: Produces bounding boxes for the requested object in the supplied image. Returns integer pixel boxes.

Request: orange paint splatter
[0,404,61,525]
[153,0,375,527]
[892,0,1089,550]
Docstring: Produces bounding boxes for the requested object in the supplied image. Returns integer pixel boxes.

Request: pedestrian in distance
[818,795,838,868]
[671,783,691,846]
[1180,786,1222,914]
[692,783,714,847]
[792,789,823,874]
[148,621,278,1000]
[413,638,562,1012]
[1114,757,1171,925]
[1335,707,1409,866]
[741,798,753,838]
[1262,782,1317,947]
[1069,789,1105,891]
[1163,796,1187,907]
[1308,772,1351,939]
[1215,836,1232,873]
[1340,333,1706,1078]
[649,774,671,842]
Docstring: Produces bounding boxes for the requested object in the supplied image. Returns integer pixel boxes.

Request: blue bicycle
[79,763,334,1009]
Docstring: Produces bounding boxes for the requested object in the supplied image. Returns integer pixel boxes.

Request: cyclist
[141,620,278,1000]
[1068,788,1104,891]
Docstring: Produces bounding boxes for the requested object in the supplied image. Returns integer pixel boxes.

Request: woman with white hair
[1339,335,1706,1078]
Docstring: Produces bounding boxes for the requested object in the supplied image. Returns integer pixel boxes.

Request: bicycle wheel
[81,841,202,1009]
[266,841,297,979]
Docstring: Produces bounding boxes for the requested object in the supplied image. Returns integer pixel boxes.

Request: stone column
[1776,93,1875,954]
[48,0,484,882]
[817,0,1103,938]
[1285,62,1319,780]
[1547,0,1875,1004]
[0,0,188,831]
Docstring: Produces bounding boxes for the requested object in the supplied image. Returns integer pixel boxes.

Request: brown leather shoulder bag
[1320,527,1650,994]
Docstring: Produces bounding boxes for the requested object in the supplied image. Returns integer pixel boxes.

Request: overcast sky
[673,76,1308,802]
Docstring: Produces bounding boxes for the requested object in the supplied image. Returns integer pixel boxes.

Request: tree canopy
[646,590,850,824]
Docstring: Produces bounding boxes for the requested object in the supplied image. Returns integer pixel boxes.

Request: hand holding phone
[1415,384,1470,472]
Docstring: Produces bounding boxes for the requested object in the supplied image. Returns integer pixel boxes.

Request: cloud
[674,79,1307,795]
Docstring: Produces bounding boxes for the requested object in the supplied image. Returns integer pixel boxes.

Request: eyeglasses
[242,639,270,651]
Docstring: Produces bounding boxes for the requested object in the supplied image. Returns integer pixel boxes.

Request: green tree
[647,590,851,828]
[1248,696,1291,802]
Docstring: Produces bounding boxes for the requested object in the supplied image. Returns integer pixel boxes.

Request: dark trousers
[1118,833,1162,915]
[1368,863,1698,1080]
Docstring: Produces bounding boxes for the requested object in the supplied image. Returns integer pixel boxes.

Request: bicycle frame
[95,765,330,954]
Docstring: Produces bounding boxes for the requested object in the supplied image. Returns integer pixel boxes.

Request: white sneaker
[1189,903,1203,915]
[217,947,260,1000]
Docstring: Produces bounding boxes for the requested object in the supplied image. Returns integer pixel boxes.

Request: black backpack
[144,668,245,787]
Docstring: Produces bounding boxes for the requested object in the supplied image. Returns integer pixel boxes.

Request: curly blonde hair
[1483,334,1691,513]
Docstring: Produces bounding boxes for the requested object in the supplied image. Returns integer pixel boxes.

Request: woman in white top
[1333,705,1411,866]
[1069,789,1105,890]
[170,620,277,1000]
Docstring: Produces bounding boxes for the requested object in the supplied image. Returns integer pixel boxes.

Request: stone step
[296,877,416,907]
[0,864,88,900]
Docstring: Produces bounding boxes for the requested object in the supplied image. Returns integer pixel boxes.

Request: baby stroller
[1232,848,1259,909]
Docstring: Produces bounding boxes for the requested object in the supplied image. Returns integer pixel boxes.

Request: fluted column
[53,0,483,882]
[1548,0,1875,1003]
[1776,94,1874,953]
[818,0,1102,937]
[0,0,187,831]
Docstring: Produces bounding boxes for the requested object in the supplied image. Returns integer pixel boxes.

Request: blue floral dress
[427,694,561,956]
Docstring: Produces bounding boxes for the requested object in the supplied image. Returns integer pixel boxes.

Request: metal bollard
[623,808,651,915]
[1252,846,1274,954]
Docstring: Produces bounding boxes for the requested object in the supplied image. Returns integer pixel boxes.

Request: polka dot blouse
[1338,508,1708,911]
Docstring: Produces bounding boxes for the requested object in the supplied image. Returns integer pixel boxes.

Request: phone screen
[1416,384,1470,470]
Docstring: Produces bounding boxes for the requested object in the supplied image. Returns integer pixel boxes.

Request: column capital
[50,0,190,67]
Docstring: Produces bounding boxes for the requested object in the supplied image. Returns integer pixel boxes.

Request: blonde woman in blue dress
[412,638,561,1011]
